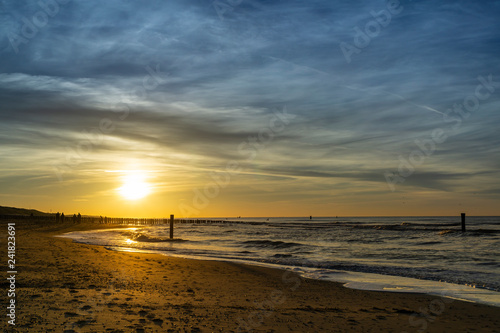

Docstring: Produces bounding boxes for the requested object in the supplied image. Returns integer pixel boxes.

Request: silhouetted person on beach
[61,213,65,223]
[56,212,60,223]
[77,213,81,223]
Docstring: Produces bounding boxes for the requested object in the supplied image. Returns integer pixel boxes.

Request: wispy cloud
[1,0,499,215]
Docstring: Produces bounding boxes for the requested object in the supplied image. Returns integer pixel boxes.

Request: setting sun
[118,173,151,200]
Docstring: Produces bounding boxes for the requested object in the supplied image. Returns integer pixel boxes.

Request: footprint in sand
[152,318,164,326]
[80,305,92,312]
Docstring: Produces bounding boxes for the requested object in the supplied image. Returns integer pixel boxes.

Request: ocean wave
[129,232,187,243]
[273,253,293,258]
[413,241,443,246]
[252,258,500,292]
[474,262,500,267]
[242,240,304,249]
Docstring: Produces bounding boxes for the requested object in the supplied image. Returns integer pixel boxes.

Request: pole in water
[461,213,466,232]
[170,214,174,239]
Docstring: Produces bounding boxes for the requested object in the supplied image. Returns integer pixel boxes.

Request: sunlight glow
[118,173,151,200]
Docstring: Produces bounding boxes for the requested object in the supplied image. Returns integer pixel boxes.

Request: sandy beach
[2,219,499,333]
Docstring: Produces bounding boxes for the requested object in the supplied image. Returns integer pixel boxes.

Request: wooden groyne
[0,214,245,225]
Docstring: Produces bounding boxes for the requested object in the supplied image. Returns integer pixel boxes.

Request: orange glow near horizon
[3,167,500,218]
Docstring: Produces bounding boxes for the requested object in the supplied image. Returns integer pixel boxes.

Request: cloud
[0,0,499,213]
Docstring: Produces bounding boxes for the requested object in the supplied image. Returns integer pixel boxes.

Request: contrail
[267,56,447,116]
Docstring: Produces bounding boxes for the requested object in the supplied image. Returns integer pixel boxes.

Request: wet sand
[2,219,499,332]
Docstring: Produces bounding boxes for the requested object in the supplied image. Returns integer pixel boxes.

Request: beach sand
[2,219,499,332]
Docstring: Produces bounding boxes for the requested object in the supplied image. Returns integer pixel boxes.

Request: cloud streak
[1,0,500,216]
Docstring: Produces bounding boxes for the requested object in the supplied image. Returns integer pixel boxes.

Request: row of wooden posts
[0,213,469,236]
[0,214,243,225]
[0,214,247,239]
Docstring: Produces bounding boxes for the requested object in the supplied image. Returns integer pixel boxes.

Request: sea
[58,216,500,307]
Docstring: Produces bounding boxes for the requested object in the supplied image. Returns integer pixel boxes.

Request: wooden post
[461,213,466,232]
[170,214,174,239]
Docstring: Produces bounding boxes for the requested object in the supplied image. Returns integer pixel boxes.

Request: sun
[118,173,151,200]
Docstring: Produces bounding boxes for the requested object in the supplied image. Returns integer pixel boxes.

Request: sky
[1,0,500,217]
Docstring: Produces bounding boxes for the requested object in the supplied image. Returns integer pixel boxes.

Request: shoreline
[2,220,500,332]
[101,243,500,308]
[59,221,500,307]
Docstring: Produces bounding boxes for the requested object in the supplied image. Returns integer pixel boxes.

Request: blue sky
[1,0,500,216]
